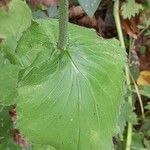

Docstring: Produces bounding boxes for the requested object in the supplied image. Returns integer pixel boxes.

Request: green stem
[113,0,125,48]
[113,1,132,150]
[57,0,69,50]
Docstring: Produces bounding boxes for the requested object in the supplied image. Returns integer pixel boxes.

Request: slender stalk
[57,0,69,50]
[113,1,132,150]
[129,72,145,119]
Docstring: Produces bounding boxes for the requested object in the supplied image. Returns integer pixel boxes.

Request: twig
[129,72,145,119]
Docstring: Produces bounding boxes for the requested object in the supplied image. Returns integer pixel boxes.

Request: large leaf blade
[16,19,125,150]
[0,0,31,105]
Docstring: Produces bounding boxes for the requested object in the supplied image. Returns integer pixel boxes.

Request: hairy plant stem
[113,1,132,150]
[57,0,69,50]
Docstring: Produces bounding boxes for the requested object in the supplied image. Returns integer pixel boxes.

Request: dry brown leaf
[0,0,10,10]
[69,6,84,19]
[77,16,97,29]
[9,106,16,122]
[137,71,150,86]
[139,48,150,70]
[122,19,138,39]
[30,0,57,8]
[97,17,105,37]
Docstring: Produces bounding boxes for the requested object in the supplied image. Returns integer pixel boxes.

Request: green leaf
[0,53,19,105]
[0,105,12,139]
[47,5,58,18]
[0,0,32,52]
[72,0,79,5]
[33,144,57,150]
[0,0,32,105]
[33,10,48,19]
[16,19,125,150]
[145,102,150,110]
[117,100,137,134]
[139,86,150,98]
[78,0,101,17]
[0,138,21,150]
[145,0,150,9]
[141,119,150,136]
[117,101,131,134]
[144,138,150,149]
[131,133,145,150]
[121,0,143,19]
[0,105,21,149]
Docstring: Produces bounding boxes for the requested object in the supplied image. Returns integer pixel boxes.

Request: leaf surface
[0,53,19,105]
[0,0,32,52]
[16,19,125,150]
[0,0,32,105]
[0,105,12,139]
[33,144,57,150]
[139,86,150,98]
